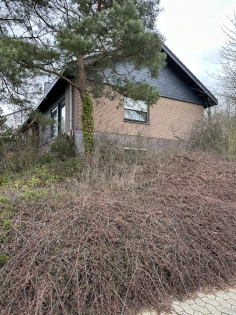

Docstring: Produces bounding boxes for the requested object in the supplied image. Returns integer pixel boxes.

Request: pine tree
[0,0,166,150]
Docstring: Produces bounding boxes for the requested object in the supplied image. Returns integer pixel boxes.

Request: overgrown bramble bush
[1,151,236,315]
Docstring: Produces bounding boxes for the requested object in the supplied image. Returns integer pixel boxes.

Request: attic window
[124,97,148,123]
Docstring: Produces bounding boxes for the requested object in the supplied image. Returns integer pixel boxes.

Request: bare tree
[218,11,236,104]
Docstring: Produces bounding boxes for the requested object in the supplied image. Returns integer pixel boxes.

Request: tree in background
[0,108,7,132]
[0,0,166,153]
[0,108,14,155]
[218,11,236,104]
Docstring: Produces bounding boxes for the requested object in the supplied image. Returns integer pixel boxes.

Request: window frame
[123,97,149,123]
[50,98,66,140]
[51,106,58,139]
[58,100,66,134]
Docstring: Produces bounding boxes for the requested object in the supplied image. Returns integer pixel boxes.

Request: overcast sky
[157,0,236,92]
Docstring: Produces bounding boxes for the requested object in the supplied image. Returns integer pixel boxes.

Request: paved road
[140,289,236,315]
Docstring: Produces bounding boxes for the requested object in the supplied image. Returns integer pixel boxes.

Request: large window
[51,99,65,139]
[51,107,58,138]
[58,100,65,134]
[124,97,148,122]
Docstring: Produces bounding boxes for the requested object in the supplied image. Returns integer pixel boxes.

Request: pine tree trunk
[78,55,86,99]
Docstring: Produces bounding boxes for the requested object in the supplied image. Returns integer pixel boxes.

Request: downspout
[69,84,73,140]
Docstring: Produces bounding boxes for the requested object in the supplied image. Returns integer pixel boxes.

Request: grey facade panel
[113,62,205,106]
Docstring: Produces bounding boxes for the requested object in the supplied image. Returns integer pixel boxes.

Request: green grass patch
[2,158,82,189]
[0,196,9,204]
[0,255,10,267]
[20,189,48,201]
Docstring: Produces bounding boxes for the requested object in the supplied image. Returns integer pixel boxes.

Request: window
[58,100,65,134]
[50,99,66,139]
[51,107,58,138]
[124,97,148,122]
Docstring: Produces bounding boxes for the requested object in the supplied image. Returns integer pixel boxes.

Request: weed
[0,196,9,204]
[20,189,48,201]
[0,255,9,267]
[3,219,10,229]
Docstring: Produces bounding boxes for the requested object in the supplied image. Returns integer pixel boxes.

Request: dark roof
[162,44,218,107]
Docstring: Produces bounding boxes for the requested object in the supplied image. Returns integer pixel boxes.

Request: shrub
[50,133,76,161]
[188,107,236,159]
[0,130,40,174]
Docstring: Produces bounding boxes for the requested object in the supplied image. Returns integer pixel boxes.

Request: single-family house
[36,44,218,152]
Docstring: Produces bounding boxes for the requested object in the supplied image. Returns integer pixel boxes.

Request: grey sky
[157,0,236,91]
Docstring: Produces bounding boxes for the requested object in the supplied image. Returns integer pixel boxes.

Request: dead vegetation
[1,149,236,315]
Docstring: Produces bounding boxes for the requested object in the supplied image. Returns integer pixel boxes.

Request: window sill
[123,119,150,125]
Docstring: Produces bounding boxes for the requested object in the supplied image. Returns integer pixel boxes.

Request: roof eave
[162,44,218,107]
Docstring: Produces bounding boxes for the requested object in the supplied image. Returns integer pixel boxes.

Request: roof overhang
[162,44,218,107]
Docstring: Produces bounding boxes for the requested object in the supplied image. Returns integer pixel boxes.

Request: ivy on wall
[81,93,94,155]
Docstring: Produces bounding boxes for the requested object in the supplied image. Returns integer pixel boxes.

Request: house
[36,44,218,152]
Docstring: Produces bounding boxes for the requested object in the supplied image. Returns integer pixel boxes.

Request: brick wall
[40,83,203,153]
[72,87,204,141]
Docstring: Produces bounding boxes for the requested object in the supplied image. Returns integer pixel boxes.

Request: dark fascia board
[162,44,218,107]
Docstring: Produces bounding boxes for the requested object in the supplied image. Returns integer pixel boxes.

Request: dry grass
[1,149,236,315]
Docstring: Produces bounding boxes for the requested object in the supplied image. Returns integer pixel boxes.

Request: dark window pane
[51,107,58,138]
[59,101,65,133]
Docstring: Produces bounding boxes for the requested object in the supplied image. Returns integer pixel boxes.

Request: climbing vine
[81,93,94,155]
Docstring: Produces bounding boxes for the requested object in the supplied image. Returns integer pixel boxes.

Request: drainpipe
[69,85,73,140]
